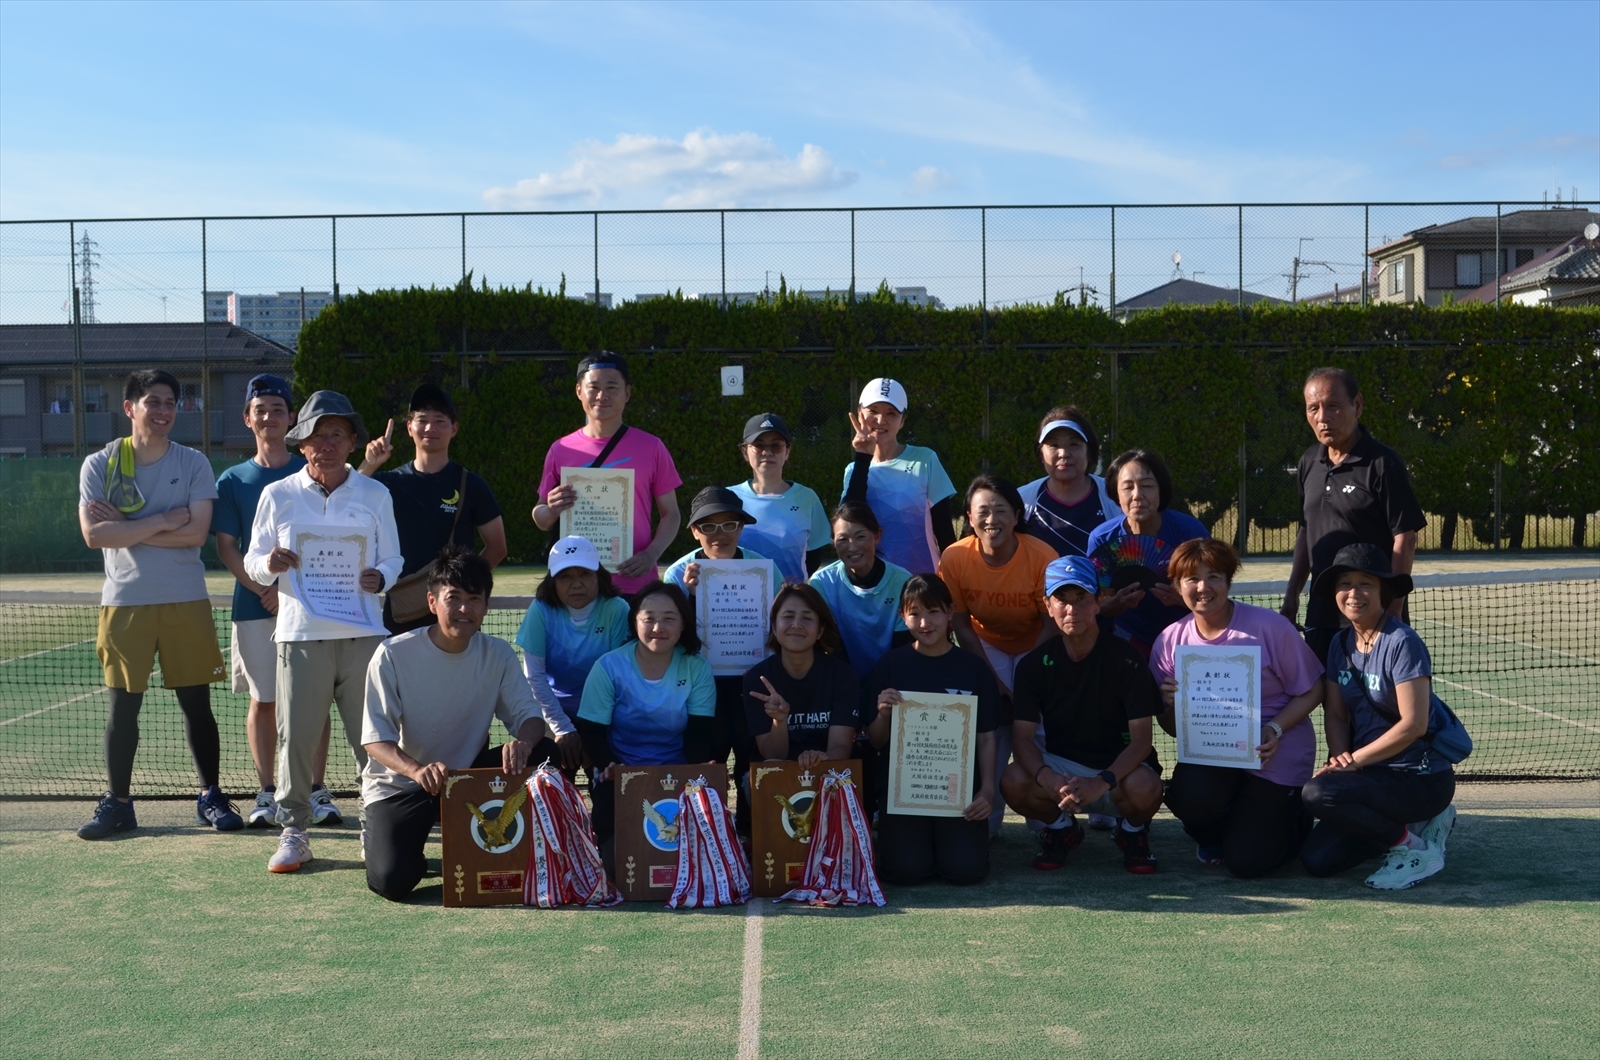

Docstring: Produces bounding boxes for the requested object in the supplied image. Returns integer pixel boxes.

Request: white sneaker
[309,788,343,826]
[269,827,312,873]
[1087,813,1117,831]
[247,789,278,828]
[1421,804,1457,857]
[1364,840,1444,890]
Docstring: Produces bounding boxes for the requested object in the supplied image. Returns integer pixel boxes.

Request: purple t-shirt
[1150,601,1324,787]
[539,426,683,595]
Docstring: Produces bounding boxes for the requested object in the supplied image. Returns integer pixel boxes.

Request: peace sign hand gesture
[847,409,877,455]
[749,676,790,724]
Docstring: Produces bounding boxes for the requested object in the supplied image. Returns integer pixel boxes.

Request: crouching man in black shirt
[1001,555,1165,875]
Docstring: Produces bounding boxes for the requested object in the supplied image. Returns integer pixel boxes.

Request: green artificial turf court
[2,789,1596,1059]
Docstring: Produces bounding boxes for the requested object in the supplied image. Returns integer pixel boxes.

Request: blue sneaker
[78,794,137,840]
[196,788,245,832]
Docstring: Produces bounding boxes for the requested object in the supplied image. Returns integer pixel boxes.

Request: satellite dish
[1172,252,1182,265]
[1585,222,1599,240]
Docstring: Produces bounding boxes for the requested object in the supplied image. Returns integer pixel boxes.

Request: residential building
[204,289,334,350]
[1366,208,1600,306]
[1460,225,1600,307]
[1114,278,1285,319]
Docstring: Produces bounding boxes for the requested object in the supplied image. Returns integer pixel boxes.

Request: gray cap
[285,390,368,447]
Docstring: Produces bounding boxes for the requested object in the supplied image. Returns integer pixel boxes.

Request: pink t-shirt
[1150,601,1324,787]
[539,426,683,595]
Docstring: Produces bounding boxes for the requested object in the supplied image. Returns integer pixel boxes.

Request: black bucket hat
[1310,542,1414,599]
[688,486,757,527]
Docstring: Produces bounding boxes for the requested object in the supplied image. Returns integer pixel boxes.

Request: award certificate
[289,524,380,628]
[885,693,976,818]
[1175,644,1262,769]
[695,558,776,676]
[559,466,635,572]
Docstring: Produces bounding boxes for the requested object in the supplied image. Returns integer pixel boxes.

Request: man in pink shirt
[533,353,683,596]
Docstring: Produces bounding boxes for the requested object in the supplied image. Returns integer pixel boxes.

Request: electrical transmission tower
[76,231,100,324]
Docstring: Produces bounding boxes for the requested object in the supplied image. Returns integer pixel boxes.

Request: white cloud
[910,166,955,194]
[482,130,857,209]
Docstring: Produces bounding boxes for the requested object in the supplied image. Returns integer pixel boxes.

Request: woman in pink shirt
[1150,538,1324,878]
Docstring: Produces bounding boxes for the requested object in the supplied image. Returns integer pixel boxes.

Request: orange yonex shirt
[937,533,1058,655]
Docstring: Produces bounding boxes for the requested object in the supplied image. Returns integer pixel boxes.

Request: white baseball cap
[547,535,601,577]
[858,377,908,412]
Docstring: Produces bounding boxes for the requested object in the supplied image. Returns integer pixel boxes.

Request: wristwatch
[1265,720,1284,740]
[1097,769,1117,789]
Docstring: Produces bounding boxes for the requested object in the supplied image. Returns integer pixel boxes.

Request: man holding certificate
[1151,539,1324,879]
[533,353,683,597]
[245,391,402,874]
[1003,556,1165,874]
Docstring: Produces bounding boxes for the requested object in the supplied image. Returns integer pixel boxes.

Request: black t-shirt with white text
[1012,633,1162,772]
[741,649,860,759]
[864,645,999,798]
[376,460,503,578]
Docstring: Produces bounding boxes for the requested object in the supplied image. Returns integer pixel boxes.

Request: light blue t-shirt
[662,546,770,595]
[214,455,307,621]
[809,559,912,680]
[840,444,956,576]
[578,644,717,766]
[514,595,632,709]
[729,481,831,585]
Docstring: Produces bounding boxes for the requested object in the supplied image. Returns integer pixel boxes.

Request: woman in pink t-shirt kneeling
[1151,538,1325,878]
[533,353,684,598]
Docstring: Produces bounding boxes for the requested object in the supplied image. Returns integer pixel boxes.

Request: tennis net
[1,570,1596,797]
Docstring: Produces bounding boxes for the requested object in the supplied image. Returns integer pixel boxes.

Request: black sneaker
[1114,825,1158,875]
[78,794,137,840]
[196,788,245,832]
[1033,820,1085,870]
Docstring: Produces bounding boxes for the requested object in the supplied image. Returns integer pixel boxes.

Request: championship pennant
[611,763,729,902]
[748,759,862,898]
[440,768,532,907]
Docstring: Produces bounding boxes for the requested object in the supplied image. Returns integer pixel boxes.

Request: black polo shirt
[375,460,503,578]
[1011,633,1162,772]
[1297,426,1426,628]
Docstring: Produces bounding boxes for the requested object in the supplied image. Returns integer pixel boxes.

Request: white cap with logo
[547,535,602,577]
[858,377,908,412]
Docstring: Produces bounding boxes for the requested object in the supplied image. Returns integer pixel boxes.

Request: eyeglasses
[694,520,744,534]
[746,443,787,454]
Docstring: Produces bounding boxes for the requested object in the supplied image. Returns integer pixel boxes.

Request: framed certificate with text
[1175,644,1262,770]
[559,466,635,572]
[289,523,379,629]
[885,693,976,818]
[694,558,777,677]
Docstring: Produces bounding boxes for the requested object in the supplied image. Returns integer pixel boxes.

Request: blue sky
[2,0,1596,218]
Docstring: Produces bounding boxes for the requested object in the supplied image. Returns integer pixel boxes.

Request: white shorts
[231,618,278,701]
[979,639,1026,695]
[1040,751,1151,818]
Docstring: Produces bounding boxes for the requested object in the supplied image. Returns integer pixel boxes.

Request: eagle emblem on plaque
[441,770,532,907]
[613,764,729,901]
[749,760,860,898]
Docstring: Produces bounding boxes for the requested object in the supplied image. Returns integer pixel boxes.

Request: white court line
[1414,616,1600,667]
[0,687,105,727]
[0,638,96,666]
[1435,677,1600,736]
[737,901,764,1060]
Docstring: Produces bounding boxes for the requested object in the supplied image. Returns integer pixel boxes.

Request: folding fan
[1090,534,1174,592]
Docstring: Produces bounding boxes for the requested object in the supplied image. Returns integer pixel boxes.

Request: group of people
[75,355,1461,901]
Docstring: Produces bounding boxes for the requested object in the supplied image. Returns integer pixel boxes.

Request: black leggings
[105,685,220,796]
[876,811,989,886]
[1300,767,1455,877]
[1163,763,1309,879]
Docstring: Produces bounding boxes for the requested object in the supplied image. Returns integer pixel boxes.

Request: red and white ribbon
[777,768,886,908]
[523,762,621,908]
[665,775,751,909]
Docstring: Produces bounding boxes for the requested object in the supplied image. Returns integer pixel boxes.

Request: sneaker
[1032,820,1085,870]
[1087,813,1117,831]
[1365,840,1445,891]
[1196,844,1226,867]
[247,789,278,828]
[1421,804,1458,857]
[1114,826,1158,874]
[196,788,244,832]
[268,827,313,873]
[309,787,344,827]
[77,794,137,840]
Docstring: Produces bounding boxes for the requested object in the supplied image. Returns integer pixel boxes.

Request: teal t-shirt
[728,481,831,586]
[514,595,632,704]
[578,645,717,765]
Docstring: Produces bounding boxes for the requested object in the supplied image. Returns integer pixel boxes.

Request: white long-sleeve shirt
[244,466,403,641]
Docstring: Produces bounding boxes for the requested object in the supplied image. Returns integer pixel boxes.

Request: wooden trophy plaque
[611,763,729,902]
[440,768,532,907]
[748,759,862,898]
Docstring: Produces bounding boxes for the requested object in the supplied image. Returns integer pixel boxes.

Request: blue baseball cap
[1044,555,1099,597]
[245,373,293,409]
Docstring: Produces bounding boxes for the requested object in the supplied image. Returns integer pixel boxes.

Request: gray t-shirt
[360,628,544,803]
[78,440,218,607]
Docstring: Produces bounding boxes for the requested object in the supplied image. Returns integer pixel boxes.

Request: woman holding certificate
[533,353,683,597]
[864,575,999,886]
[1151,538,1324,877]
[1300,544,1459,891]
[576,582,717,868]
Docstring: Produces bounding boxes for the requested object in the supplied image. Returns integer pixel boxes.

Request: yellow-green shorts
[97,601,226,693]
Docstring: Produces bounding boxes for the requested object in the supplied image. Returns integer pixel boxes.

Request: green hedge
[293,283,1600,565]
